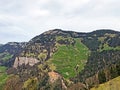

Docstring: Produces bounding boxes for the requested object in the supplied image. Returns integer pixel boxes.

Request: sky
[0,0,120,44]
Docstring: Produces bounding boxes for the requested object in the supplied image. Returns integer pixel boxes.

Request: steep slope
[47,38,89,79]
[74,29,120,89]
[19,29,89,79]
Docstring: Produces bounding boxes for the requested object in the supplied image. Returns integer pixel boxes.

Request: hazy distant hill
[0,42,26,67]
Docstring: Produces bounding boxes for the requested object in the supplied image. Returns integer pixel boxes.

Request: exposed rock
[48,71,67,89]
[48,71,61,83]
[13,57,39,68]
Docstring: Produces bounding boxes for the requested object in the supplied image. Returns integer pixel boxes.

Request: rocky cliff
[13,57,39,68]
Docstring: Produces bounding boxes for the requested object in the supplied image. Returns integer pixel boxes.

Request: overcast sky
[0,0,120,44]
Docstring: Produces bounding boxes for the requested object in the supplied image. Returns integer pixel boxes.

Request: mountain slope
[91,76,120,90]
[0,42,26,67]
[0,66,8,90]
[47,38,89,79]
[0,29,120,90]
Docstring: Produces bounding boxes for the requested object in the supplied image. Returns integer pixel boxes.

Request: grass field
[91,76,120,90]
[0,66,8,90]
[48,38,89,79]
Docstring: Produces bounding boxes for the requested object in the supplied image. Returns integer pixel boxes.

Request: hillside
[0,29,120,90]
[0,66,8,90]
[0,42,26,67]
[47,38,89,79]
[91,76,120,90]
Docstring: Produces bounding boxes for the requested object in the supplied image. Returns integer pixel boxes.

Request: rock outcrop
[13,57,39,68]
[48,71,67,90]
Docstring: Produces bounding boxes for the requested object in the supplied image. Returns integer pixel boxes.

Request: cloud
[0,0,120,43]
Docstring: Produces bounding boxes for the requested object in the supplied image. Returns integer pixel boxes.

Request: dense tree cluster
[82,30,120,51]
[74,50,120,88]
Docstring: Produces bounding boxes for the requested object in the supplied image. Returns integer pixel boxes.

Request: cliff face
[13,57,40,68]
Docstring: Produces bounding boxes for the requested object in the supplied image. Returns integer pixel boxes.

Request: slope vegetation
[0,66,8,90]
[48,38,89,78]
[91,76,120,90]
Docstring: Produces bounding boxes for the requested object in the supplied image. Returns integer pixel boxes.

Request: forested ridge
[0,29,120,90]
